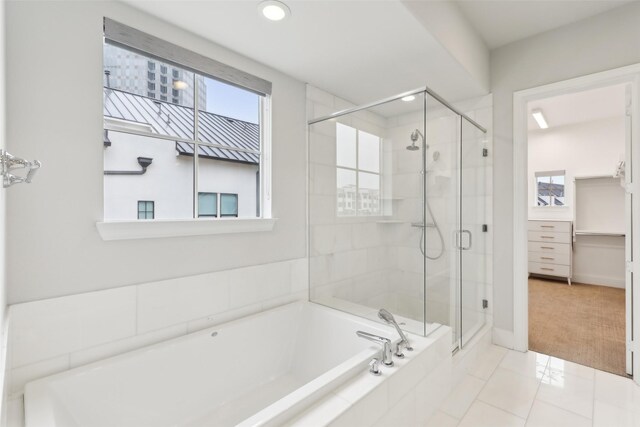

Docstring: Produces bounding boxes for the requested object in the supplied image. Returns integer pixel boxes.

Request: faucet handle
[368,358,381,376]
[394,342,405,358]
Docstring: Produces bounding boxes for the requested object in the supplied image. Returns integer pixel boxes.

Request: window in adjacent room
[535,170,566,206]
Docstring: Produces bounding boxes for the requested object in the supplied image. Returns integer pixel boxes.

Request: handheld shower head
[378,309,413,351]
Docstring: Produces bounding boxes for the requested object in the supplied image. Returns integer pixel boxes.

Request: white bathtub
[24,302,404,427]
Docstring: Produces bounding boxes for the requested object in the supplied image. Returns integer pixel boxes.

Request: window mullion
[193,76,200,219]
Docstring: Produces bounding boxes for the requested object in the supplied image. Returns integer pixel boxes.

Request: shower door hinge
[482,299,489,309]
[482,148,488,157]
[482,224,488,232]
[627,261,634,273]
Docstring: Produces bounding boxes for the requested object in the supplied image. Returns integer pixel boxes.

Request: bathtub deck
[185,373,305,426]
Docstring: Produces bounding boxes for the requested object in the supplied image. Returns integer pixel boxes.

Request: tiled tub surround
[5,258,307,398]
[25,302,405,427]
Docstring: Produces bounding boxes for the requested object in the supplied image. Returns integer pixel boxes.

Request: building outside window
[102,20,271,222]
[535,170,565,206]
[137,201,154,219]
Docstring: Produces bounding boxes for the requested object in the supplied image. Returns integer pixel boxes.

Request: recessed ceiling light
[259,0,291,21]
[531,109,548,129]
[401,95,416,102]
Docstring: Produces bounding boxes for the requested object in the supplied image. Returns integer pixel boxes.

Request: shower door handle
[456,230,472,250]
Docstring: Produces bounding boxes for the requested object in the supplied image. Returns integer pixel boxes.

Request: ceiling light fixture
[401,95,416,102]
[259,0,291,21]
[531,109,548,129]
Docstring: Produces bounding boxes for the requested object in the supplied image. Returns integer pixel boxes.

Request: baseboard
[492,327,515,349]
[0,310,9,427]
[571,274,625,289]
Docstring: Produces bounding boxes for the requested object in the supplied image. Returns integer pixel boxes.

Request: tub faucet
[378,309,413,353]
[356,331,394,366]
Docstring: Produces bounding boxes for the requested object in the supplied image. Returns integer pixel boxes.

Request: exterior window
[137,201,154,219]
[102,29,269,222]
[198,192,217,217]
[160,75,167,84]
[147,71,155,80]
[536,171,565,206]
[336,123,381,216]
[220,194,238,217]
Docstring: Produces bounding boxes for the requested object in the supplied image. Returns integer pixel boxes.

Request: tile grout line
[523,356,550,422]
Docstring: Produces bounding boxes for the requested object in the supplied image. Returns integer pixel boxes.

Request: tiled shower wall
[5,258,307,397]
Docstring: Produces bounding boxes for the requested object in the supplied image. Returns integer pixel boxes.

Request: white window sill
[96,218,278,241]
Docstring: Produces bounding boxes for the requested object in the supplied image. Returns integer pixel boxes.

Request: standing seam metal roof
[103,88,260,164]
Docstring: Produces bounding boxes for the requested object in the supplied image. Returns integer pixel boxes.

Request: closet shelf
[574,230,625,237]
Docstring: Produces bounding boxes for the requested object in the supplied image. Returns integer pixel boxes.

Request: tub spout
[356,331,393,366]
[378,309,413,352]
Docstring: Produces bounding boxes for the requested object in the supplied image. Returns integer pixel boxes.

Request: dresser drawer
[529,251,571,266]
[528,221,572,233]
[528,231,571,244]
[529,261,570,278]
[527,241,570,254]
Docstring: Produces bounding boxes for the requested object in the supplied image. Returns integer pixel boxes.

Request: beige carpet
[528,277,627,376]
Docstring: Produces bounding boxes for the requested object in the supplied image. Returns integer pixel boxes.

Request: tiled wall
[5,258,307,397]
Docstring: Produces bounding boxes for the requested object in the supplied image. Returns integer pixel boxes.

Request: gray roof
[103,88,260,164]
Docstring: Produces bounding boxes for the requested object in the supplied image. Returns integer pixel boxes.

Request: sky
[204,77,260,124]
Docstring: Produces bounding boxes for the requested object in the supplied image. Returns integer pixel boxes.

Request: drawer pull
[541,268,555,271]
[541,246,554,249]
[541,257,555,260]
[541,236,554,239]
[541,225,555,228]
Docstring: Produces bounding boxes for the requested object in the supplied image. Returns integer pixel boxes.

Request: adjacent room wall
[5,0,307,303]
[528,117,625,221]
[490,1,640,337]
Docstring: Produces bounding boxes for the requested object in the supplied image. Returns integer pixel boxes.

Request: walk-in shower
[308,87,490,349]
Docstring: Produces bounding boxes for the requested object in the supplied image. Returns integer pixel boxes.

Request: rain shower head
[407,129,424,151]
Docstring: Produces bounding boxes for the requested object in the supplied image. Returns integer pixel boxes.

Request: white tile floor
[427,345,640,427]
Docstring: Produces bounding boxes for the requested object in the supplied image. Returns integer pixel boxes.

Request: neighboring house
[103,88,260,220]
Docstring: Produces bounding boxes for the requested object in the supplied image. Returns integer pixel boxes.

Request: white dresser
[528,220,573,285]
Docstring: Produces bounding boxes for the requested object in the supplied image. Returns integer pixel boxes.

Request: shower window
[336,123,381,216]
[102,19,272,223]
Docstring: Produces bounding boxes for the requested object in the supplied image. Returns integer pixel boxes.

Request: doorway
[513,65,640,384]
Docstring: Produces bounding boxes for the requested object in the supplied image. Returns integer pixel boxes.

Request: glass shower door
[459,117,488,348]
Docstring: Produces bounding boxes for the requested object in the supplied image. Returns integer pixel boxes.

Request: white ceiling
[455,0,631,49]
[527,84,627,131]
[121,0,488,110]
[122,0,633,115]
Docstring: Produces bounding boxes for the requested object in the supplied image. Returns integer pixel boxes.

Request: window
[198,192,217,217]
[137,201,154,219]
[161,75,167,85]
[147,71,155,80]
[535,171,565,206]
[221,194,239,217]
[147,61,155,71]
[102,19,272,223]
[336,123,381,216]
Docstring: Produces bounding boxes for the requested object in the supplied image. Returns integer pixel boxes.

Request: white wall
[5,1,306,303]
[490,1,640,334]
[0,0,8,422]
[528,117,625,221]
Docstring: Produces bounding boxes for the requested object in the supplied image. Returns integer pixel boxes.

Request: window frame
[534,170,567,207]
[335,123,382,217]
[137,200,155,219]
[220,193,239,218]
[101,19,274,233]
[197,192,218,218]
